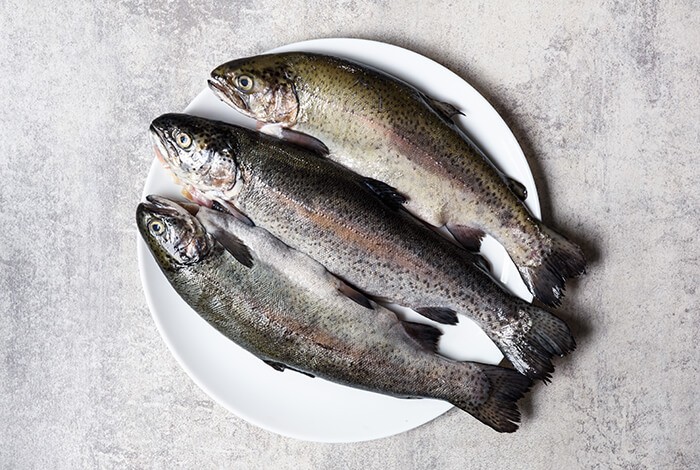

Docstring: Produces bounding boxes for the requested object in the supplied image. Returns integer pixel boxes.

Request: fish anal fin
[401,321,442,352]
[414,307,458,325]
[258,123,329,156]
[212,230,254,268]
[446,224,486,252]
[363,178,407,210]
[263,360,315,378]
[507,177,528,201]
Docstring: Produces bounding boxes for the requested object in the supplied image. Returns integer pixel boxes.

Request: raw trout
[149,113,575,381]
[137,196,532,432]
[208,52,586,307]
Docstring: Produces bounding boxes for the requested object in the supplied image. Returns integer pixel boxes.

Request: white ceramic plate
[137,38,539,443]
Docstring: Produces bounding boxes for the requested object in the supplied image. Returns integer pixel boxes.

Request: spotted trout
[208,52,586,307]
[137,196,533,432]
[149,113,575,381]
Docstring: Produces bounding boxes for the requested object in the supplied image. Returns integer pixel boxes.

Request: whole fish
[149,113,575,381]
[208,52,586,307]
[137,196,532,432]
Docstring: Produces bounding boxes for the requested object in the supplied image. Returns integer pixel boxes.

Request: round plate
[137,38,539,443]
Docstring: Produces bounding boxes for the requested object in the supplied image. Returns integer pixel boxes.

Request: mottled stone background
[1,1,697,468]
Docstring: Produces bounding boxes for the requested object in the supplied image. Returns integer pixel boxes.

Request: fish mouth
[208,77,249,113]
[149,123,175,168]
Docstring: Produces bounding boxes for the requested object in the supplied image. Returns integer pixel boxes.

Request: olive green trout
[149,113,575,381]
[137,196,532,432]
[209,52,586,307]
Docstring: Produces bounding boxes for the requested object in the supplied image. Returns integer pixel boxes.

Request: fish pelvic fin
[446,224,486,252]
[259,123,330,156]
[336,280,374,310]
[517,225,587,308]
[489,303,576,382]
[400,321,442,353]
[362,178,408,210]
[453,365,532,433]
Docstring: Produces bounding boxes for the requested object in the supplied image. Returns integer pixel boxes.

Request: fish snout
[208,76,248,112]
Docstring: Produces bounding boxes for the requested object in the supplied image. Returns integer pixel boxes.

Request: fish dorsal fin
[259,123,330,156]
[212,229,254,268]
[400,321,442,352]
[263,360,315,378]
[362,178,407,210]
[425,96,464,121]
[506,177,528,201]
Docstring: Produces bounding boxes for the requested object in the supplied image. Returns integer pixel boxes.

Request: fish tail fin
[490,303,575,382]
[451,364,532,433]
[517,225,587,307]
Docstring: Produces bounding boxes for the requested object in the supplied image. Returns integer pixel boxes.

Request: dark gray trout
[208,52,586,307]
[137,196,533,432]
[149,113,575,381]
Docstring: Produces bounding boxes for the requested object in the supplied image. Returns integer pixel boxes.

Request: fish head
[137,195,213,270]
[150,113,242,198]
[209,55,299,126]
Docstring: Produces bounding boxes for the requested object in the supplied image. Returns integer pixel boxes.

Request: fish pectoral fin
[506,177,528,201]
[401,321,442,353]
[183,204,200,216]
[263,360,315,378]
[181,184,212,206]
[211,230,254,268]
[259,123,330,156]
[446,224,486,252]
[335,278,374,310]
[425,96,465,120]
[212,199,255,226]
[414,307,459,325]
[362,178,408,210]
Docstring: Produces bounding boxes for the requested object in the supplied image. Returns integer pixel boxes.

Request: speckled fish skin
[149,113,575,382]
[136,196,532,432]
[208,52,587,307]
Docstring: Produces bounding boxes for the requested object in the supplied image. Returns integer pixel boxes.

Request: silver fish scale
[166,235,485,403]
[149,113,575,381]
[234,136,498,317]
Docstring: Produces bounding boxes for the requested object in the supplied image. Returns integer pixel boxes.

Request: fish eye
[236,74,254,92]
[148,218,166,236]
[175,132,192,149]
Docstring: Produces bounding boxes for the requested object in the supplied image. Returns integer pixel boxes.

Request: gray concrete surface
[1,1,698,468]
